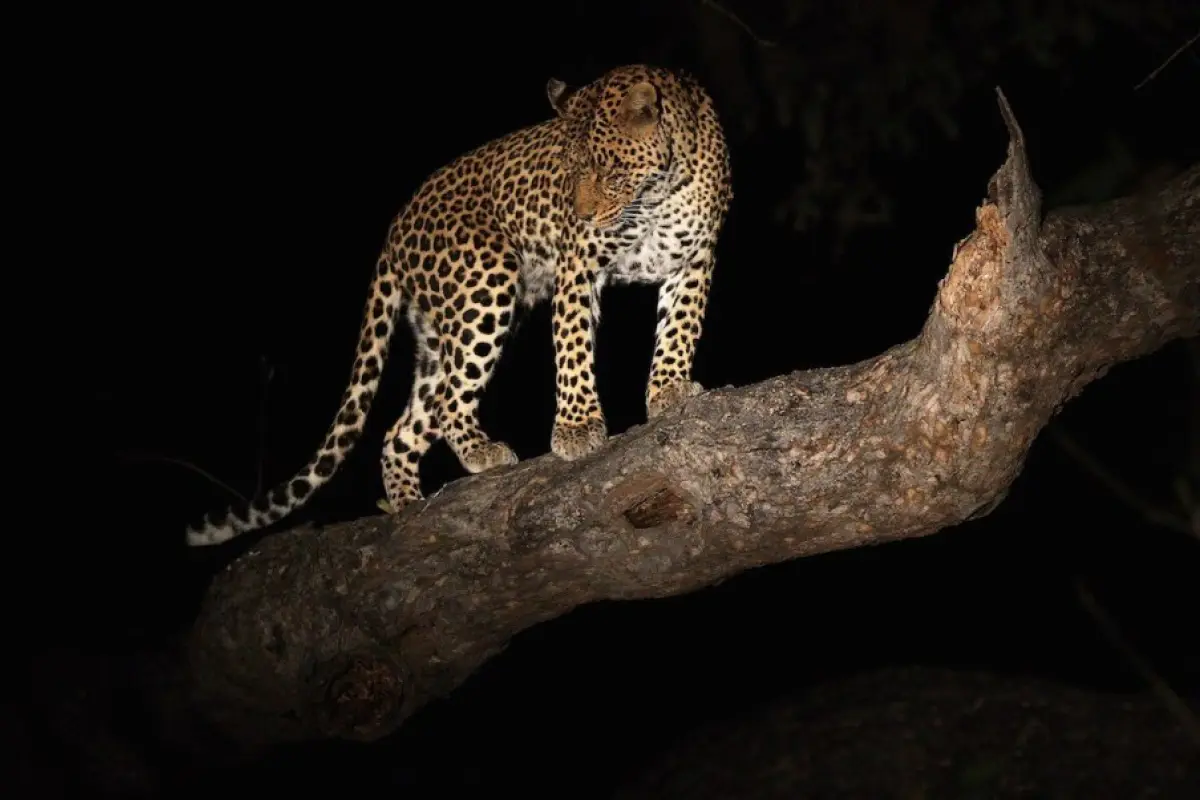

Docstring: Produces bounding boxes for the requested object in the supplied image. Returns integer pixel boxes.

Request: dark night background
[15,1,1200,797]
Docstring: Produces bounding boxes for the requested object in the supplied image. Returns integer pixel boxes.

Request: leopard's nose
[574,195,596,220]
[574,174,599,220]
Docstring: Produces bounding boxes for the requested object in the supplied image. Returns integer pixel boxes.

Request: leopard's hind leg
[381,306,443,511]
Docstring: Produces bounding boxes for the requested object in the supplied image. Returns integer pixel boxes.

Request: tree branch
[183,94,1200,751]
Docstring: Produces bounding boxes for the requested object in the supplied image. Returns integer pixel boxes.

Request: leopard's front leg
[550,254,608,461]
[646,249,715,419]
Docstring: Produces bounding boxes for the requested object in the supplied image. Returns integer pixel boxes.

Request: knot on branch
[307,650,407,741]
[605,473,699,529]
[624,487,695,529]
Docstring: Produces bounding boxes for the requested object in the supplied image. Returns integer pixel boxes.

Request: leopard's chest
[514,196,709,306]
[596,186,719,293]
[597,216,698,287]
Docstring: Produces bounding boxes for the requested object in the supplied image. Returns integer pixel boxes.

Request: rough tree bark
[184,95,1199,751]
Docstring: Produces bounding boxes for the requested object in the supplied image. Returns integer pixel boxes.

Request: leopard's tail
[185,252,405,547]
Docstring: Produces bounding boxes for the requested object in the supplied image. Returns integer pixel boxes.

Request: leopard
[185,64,733,547]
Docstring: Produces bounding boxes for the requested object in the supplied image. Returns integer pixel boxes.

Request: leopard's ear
[617,81,660,138]
[547,78,571,116]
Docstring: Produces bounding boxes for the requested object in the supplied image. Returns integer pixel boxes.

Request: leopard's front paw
[647,379,704,419]
[551,416,608,461]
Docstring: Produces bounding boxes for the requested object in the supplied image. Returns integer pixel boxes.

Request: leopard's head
[550,70,673,228]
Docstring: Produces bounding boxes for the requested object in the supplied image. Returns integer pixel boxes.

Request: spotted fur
[186,64,732,546]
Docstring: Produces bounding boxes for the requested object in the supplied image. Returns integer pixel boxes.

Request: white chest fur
[601,214,698,286]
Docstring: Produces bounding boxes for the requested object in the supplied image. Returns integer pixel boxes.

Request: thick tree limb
[184,95,1199,750]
